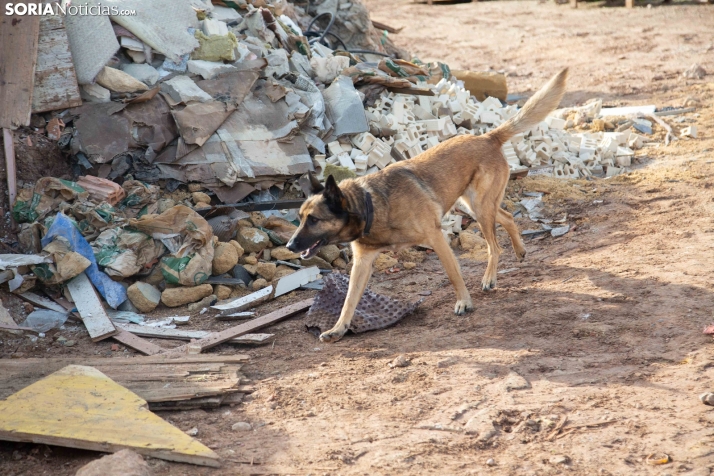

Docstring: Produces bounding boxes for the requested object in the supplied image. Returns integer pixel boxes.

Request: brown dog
[287,68,568,343]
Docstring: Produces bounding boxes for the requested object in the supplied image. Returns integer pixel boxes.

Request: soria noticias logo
[4,1,136,16]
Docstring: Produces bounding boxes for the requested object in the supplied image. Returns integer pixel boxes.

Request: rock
[271,246,298,261]
[120,63,159,86]
[503,371,530,391]
[156,198,176,214]
[683,63,706,80]
[80,83,111,103]
[126,282,161,313]
[228,240,245,259]
[185,427,198,436]
[249,212,267,228]
[262,249,271,261]
[460,230,487,251]
[403,261,417,270]
[187,59,237,79]
[301,256,332,269]
[236,227,270,253]
[188,294,217,312]
[95,66,149,93]
[192,191,211,205]
[486,458,496,467]
[273,266,295,281]
[388,355,410,368]
[194,202,210,209]
[437,357,457,368]
[251,278,269,291]
[700,392,714,406]
[243,264,258,275]
[317,244,341,264]
[464,409,497,442]
[232,264,253,284]
[549,455,570,465]
[231,422,252,431]
[374,253,398,271]
[214,284,232,300]
[188,183,204,192]
[332,257,347,269]
[75,449,151,476]
[242,254,258,265]
[397,247,426,263]
[161,284,213,307]
[256,262,277,281]
[160,75,212,104]
[212,242,239,276]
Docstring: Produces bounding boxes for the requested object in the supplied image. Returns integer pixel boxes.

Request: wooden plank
[3,128,17,209]
[116,323,274,344]
[31,12,82,113]
[165,298,314,355]
[0,2,41,129]
[0,365,221,467]
[65,272,117,341]
[211,285,273,313]
[112,328,163,355]
[19,291,68,313]
[625,0,634,7]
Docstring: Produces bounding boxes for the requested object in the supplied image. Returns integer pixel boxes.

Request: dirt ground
[2,2,714,475]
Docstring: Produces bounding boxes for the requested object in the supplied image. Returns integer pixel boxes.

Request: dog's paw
[515,248,527,261]
[481,278,497,291]
[454,298,474,315]
[319,328,347,343]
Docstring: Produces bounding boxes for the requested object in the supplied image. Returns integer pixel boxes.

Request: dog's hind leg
[463,186,504,291]
[319,243,379,343]
[427,227,473,315]
[497,208,526,261]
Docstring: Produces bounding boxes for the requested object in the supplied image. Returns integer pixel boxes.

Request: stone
[185,427,198,436]
[160,75,212,104]
[75,449,151,476]
[80,83,111,103]
[272,266,295,281]
[256,262,277,281]
[228,240,244,259]
[161,284,214,307]
[502,371,530,391]
[332,257,347,269]
[403,261,417,270]
[549,455,570,465]
[120,63,159,86]
[251,278,269,291]
[243,264,258,275]
[459,230,487,251]
[143,265,165,286]
[211,5,242,21]
[156,198,176,214]
[187,59,237,79]
[188,183,204,192]
[270,246,299,261]
[126,282,161,313]
[700,392,714,406]
[214,284,232,300]
[683,63,706,80]
[194,202,210,209]
[388,355,410,368]
[188,294,217,312]
[317,244,341,264]
[249,212,267,228]
[300,256,332,270]
[397,248,426,263]
[242,254,258,265]
[236,228,270,253]
[374,253,398,271]
[95,66,149,93]
[486,458,496,467]
[212,242,239,275]
[231,422,252,432]
[192,191,211,205]
[464,409,497,442]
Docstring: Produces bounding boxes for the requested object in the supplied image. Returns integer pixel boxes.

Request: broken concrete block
[192,30,238,62]
[271,246,299,261]
[126,50,146,64]
[95,66,149,93]
[120,63,159,86]
[187,59,237,80]
[214,284,232,300]
[187,294,217,312]
[337,152,356,171]
[75,449,151,476]
[681,125,697,138]
[310,55,350,83]
[211,5,242,22]
[213,242,239,276]
[256,262,277,281]
[120,36,144,52]
[264,48,290,78]
[274,266,320,297]
[161,284,214,308]
[201,19,229,36]
[160,75,212,104]
[80,83,111,103]
[236,227,270,254]
[126,282,161,313]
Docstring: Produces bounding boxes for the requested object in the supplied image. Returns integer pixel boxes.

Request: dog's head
[287,174,357,259]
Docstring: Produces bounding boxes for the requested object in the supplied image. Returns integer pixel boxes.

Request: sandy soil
[2,2,714,475]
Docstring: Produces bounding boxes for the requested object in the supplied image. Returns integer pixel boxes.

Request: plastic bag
[19,309,69,333]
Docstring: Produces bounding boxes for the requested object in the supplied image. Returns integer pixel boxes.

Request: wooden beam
[0,2,41,128]
[112,328,163,355]
[116,323,274,344]
[3,128,16,210]
[164,298,314,355]
[65,272,117,341]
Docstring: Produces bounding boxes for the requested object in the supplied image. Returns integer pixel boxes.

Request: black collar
[363,192,374,236]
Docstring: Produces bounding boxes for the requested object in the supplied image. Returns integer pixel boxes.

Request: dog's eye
[308,215,319,225]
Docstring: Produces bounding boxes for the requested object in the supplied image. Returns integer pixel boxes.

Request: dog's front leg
[319,244,379,343]
[428,228,473,315]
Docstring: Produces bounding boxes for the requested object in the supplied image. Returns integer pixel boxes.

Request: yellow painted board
[0,365,220,467]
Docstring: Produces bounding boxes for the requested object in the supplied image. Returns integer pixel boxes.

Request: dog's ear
[323,175,345,212]
[298,172,325,196]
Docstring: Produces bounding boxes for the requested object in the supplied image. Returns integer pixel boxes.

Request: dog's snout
[286,239,298,252]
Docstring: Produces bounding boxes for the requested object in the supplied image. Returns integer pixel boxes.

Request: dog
[287,68,568,343]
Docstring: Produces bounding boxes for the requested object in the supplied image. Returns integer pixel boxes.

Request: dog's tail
[487,68,568,144]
